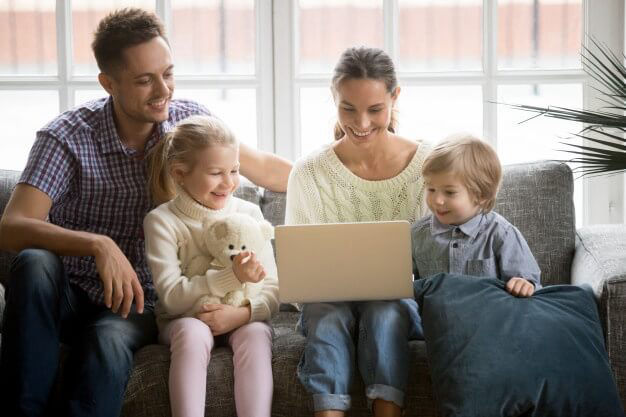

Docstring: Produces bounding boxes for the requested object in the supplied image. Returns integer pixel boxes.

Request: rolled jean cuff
[366,384,405,409]
[312,393,351,412]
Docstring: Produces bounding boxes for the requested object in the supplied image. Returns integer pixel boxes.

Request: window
[0,0,622,225]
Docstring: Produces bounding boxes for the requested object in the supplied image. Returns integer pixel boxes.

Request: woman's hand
[232,251,266,284]
[505,277,535,297]
[195,304,251,336]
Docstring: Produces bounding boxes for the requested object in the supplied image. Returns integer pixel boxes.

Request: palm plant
[507,38,626,177]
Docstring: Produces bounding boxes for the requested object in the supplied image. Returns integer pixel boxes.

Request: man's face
[103,36,175,125]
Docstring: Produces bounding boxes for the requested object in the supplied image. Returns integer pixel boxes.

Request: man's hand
[93,236,144,318]
[196,304,251,336]
[232,251,266,284]
[505,277,535,298]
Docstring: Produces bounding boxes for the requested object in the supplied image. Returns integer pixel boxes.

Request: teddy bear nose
[230,254,236,261]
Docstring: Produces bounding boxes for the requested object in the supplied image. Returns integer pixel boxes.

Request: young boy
[411,134,541,297]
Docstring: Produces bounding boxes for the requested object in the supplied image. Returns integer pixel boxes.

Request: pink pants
[159,317,273,417]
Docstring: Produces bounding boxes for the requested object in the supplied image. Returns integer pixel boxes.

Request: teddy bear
[186,212,274,316]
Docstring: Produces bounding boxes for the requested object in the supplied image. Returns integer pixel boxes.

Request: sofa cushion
[0,169,20,286]
[495,161,575,286]
[414,273,624,417]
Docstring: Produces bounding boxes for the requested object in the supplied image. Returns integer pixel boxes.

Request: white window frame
[0,0,274,151]
[272,0,625,225]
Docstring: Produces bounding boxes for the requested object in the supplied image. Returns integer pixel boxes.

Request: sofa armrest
[572,225,626,406]
[572,225,626,297]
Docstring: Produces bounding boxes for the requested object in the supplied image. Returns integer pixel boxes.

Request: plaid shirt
[19,97,210,309]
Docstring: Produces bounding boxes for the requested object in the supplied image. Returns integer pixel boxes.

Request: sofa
[0,160,625,416]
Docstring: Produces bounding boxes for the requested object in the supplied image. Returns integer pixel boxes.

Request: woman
[285,46,430,417]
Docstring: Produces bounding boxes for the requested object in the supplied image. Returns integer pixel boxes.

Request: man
[0,8,291,417]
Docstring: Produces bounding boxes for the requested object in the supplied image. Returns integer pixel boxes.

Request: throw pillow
[413,273,624,417]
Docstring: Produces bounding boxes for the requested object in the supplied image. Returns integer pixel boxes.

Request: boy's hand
[506,277,535,297]
[232,251,266,283]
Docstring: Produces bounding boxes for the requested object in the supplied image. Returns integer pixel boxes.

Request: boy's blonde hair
[147,115,238,205]
[422,134,502,212]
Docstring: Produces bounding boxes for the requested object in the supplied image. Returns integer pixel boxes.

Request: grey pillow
[413,273,624,417]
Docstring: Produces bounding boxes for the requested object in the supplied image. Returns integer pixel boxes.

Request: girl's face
[174,144,240,210]
[425,171,483,226]
[334,78,398,144]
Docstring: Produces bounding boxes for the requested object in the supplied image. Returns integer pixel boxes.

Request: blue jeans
[0,249,157,417]
[297,299,423,412]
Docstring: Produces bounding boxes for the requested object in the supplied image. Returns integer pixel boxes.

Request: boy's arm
[239,143,292,192]
[496,225,542,289]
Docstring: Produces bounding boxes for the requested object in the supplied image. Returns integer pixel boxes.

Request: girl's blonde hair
[422,134,502,212]
[331,46,399,140]
[147,115,238,205]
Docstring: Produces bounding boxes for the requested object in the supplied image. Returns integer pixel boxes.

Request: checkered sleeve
[19,130,76,203]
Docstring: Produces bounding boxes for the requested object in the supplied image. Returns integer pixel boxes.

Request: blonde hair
[147,115,238,205]
[422,134,502,212]
[331,46,399,140]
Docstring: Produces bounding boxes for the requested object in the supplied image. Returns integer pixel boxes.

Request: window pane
[0,90,58,171]
[398,85,482,143]
[75,89,107,106]
[175,89,257,149]
[498,0,582,69]
[72,0,155,75]
[498,83,583,226]
[298,0,384,74]
[171,0,255,75]
[300,87,336,157]
[398,0,482,72]
[0,0,56,75]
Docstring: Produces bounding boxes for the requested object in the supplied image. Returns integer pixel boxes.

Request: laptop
[275,221,414,303]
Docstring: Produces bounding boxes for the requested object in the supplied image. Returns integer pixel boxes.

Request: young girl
[411,134,541,296]
[144,115,279,417]
[285,47,429,417]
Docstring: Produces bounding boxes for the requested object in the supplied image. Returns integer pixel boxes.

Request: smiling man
[0,8,291,417]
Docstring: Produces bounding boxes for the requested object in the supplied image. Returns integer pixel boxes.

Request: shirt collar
[430,212,485,239]
[96,96,169,156]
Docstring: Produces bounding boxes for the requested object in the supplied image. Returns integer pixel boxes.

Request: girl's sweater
[144,190,279,329]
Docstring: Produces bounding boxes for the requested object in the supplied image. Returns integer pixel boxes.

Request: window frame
[272,0,625,225]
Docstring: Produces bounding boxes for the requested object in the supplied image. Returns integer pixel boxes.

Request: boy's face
[425,171,482,226]
[100,36,175,126]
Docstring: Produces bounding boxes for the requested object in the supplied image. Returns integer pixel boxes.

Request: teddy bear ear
[202,217,218,230]
[259,219,274,240]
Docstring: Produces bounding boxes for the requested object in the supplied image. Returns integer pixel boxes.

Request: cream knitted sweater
[285,143,430,225]
[144,190,279,329]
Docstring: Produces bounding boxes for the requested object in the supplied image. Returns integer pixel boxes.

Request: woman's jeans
[0,249,157,417]
[297,298,423,412]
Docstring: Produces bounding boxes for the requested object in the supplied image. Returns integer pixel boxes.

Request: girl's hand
[232,251,266,284]
[506,277,535,297]
[195,304,251,336]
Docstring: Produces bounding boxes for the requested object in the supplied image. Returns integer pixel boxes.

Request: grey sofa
[0,161,625,416]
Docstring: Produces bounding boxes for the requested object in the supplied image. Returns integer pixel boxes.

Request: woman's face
[334,78,398,144]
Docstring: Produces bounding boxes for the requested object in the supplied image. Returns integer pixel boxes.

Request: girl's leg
[160,317,214,417]
[229,321,273,417]
[356,300,415,413]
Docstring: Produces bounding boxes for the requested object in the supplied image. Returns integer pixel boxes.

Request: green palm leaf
[507,38,626,176]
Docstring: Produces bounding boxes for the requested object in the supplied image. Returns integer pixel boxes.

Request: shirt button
[455,227,461,234]
[452,243,458,248]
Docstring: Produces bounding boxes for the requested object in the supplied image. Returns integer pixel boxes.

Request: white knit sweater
[144,190,279,329]
[285,143,430,225]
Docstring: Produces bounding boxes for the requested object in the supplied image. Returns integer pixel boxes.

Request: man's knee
[7,249,65,300]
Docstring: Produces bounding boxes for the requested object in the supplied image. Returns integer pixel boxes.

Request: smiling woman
[284,46,431,417]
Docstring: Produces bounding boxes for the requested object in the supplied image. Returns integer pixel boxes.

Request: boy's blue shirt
[411,211,541,288]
